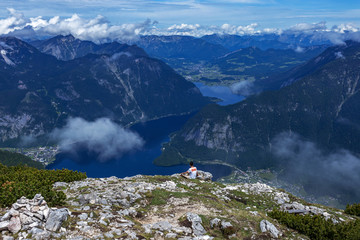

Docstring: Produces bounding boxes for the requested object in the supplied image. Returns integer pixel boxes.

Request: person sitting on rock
[181,161,198,179]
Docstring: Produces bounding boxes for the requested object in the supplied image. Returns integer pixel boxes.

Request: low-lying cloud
[230,80,255,96]
[19,134,37,147]
[271,132,360,203]
[50,117,144,161]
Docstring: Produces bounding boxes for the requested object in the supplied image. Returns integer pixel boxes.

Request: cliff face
[0,174,356,239]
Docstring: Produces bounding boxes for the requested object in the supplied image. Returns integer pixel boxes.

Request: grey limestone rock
[78,194,88,205]
[8,216,21,233]
[0,220,9,230]
[2,236,14,240]
[197,170,213,181]
[83,206,90,211]
[104,232,114,238]
[210,218,221,228]
[142,224,152,234]
[1,212,11,221]
[186,212,206,236]
[45,208,69,231]
[221,221,233,230]
[152,221,173,231]
[79,213,88,220]
[260,220,280,238]
[53,182,68,188]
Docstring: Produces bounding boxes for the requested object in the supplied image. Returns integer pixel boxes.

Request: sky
[0,0,360,41]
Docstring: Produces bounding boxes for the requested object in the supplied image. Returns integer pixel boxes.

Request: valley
[0,146,58,165]
[1,32,360,210]
[1,3,360,239]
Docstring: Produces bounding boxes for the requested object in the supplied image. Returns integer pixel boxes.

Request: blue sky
[1,0,359,29]
[0,0,360,43]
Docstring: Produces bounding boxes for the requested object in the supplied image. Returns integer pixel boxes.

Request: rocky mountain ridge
[31,35,148,61]
[0,36,210,145]
[200,33,332,51]
[157,41,360,204]
[1,174,356,240]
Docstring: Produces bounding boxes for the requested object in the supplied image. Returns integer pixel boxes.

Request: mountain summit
[31,34,148,61]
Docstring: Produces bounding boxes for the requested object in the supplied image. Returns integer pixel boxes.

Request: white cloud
[294,46,304,53]
[287,21,327,32]
[168,23,200,31]
[19,134,37,147]
[0,8,155,43]
[335,51,345,59]
[332,23,360,33]
[220,23,261,35]
[230,81,255,96]
[0,8,26,35]
[50,117,144,161]
[272,132,360,201]
[1,9,360,44]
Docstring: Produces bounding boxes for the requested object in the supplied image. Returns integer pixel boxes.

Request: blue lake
[47,114,232,180]
[194,82,245,106]
[48,82,244,179]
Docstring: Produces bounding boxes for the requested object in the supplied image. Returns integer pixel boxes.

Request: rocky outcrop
[0,36,211,144]
[45,208,69,231]
[0,194,69,238]
[196,170,213,181]
[186,212,206,236]
[172,170,213,181]
[260,219,281,238]
[0,175,352,239]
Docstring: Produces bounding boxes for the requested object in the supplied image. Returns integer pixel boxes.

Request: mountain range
[0,36,210,146]
[192,45,327,88]
[157,41,360,203]
[128,35,329,90]
[201,33,333,51]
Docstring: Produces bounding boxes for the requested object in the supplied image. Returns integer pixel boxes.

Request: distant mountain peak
[31,35,148,61]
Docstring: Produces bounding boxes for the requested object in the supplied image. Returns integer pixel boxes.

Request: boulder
[45,208,69,231]
[2,236,14,240]
[221,221,235,236]
[1,211,11,221]
[186,212,206,236]
[197,171,213,181]
[8,216,21,233]
[152,221,173,231]
[210,218,221,228]
[260,220,280,238]
[0,220,10,230]
[166,232,177,238]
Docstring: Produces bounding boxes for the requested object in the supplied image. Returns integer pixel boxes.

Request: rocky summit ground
[0,174,355,240]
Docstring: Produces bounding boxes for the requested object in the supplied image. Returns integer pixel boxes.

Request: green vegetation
[258,171,276,181]
[166,46,325,86]
[0,163,86,207]
[345,203,360,217]
[269,209,360,240]
[0,149,44,169]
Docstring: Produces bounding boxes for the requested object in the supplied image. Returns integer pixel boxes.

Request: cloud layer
[50,117,144,161]
[1,8,155,43]
[1,8,360,44]
[272,132,360,203]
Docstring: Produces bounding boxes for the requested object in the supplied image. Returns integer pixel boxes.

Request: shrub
[269,209,360,240]
[345,203,360,217]
[0,163,86,207]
